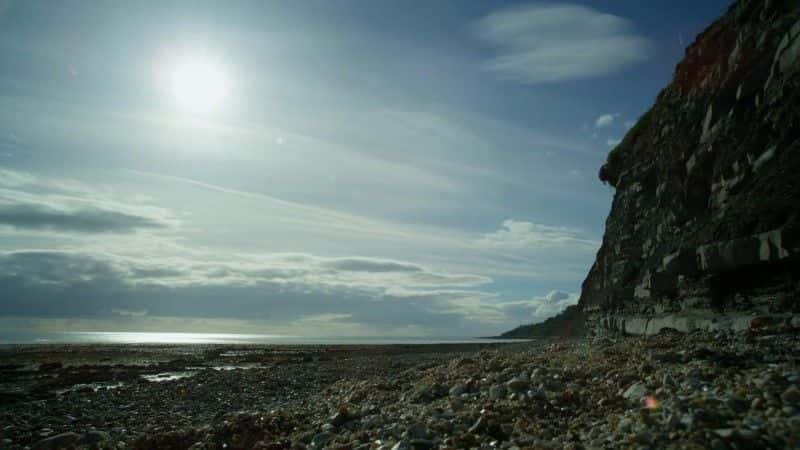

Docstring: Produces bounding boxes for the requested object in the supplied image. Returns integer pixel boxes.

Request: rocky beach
[1,326,799,449]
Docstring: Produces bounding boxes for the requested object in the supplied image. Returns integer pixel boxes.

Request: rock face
[582,0,800,335]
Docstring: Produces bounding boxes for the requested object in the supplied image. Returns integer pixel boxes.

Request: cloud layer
[477,3,652,83]
[0,204,165,233]
[0,169,173,234]
[0,249,512,336]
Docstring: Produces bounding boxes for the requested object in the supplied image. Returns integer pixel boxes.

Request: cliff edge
[581,0,800,335]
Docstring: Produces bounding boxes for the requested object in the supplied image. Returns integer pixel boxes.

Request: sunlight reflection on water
[67,332,293,344]
[1,331,525,345]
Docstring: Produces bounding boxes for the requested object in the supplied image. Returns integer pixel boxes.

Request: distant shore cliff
[504,0,800,338]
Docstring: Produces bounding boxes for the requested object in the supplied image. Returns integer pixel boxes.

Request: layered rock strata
[581,0,800,335]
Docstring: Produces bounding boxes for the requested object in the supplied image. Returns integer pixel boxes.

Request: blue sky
[0,0,731,336]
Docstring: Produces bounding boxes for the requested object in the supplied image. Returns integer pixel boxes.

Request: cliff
[582,0,800,335]
[498,305,584,339]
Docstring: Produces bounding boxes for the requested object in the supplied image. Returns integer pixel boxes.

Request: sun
[163,55,229,114]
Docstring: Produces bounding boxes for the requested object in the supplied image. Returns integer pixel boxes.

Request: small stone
[712,428,735,439]
[409,439,435,450]
[680,413,696,430]
[623,382,647,401]
[78,430,111,445]
[489,384,507,400]
[665,413,680,430]
[406,424,430,440]
[468,416,486,434]
[780,386,800,405]
[310,432,335,449]
[726,395,749,413]
[331,406,357,427]
[635,430,652,445]
[711,438,729,450]
[38,362,63,372]
[449,384,466,397]
[506,377,530,393]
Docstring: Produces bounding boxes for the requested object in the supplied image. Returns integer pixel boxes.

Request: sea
[0,331,522,345]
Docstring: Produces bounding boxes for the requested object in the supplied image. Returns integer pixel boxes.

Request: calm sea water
[0,331,521,345]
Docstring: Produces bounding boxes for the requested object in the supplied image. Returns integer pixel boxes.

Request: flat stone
[506,377,530,393]
[449,384,466,397]
[78,430,111,445]
[781,386,800,405]
[406,423,430,440]
[391,441,412,450]
[32,432,81,450]
[623,382,647,400]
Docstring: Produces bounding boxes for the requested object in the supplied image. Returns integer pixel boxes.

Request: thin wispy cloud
[477,3,652,83]
[0,170,175,234]
[477,219,598,249]
[0,204,165,233]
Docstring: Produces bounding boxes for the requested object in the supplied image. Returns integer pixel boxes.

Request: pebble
[448,384,466,397]
[310,431,335,449]
[623,382,647,400]
[489,384,506,400]
[31,432,81,450]
[506,377,530,393]
[780,386,800,405]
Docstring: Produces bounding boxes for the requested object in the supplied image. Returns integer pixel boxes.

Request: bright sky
[0,0,731,337]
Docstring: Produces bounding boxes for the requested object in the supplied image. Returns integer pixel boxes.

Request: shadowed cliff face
[582,0,800,335]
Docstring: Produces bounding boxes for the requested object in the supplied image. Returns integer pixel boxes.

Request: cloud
[477,219,598,249]
[0,169,173,234]
[606,138,622,147]
[624,119,636,129]
[111,308,148,317]
[0,204,165,233]
[322,257,422,273]
[477,3,652,83]
[595,113,618,128]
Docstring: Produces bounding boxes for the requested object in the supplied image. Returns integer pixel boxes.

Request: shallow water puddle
[141,371,196,382]
[186,363,265,371]
[56,381,124,395]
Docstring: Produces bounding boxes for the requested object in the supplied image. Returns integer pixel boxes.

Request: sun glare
[163,55,229,114]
